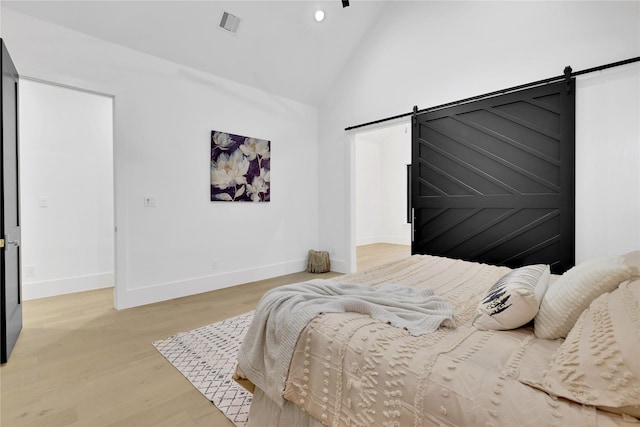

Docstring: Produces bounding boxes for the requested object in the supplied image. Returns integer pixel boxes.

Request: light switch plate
[144,196,156,207]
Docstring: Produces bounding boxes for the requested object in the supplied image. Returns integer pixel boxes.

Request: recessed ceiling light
[314,10,325,22]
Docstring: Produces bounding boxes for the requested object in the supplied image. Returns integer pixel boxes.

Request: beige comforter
[281,255,636,426]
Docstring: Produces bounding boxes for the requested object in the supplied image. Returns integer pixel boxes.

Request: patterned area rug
[153,311,254,427]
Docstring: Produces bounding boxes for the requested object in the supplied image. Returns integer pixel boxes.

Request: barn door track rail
[345,56,640,132]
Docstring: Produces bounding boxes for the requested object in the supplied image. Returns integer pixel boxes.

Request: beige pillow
[472,264,550,330]
[541,279,640,417]
[534,256,631,339]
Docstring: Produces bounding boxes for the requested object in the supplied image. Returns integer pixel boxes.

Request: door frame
[346,117,412,273]
[18,76,120,306]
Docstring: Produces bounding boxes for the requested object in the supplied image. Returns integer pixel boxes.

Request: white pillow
[534,256,631,339]
[473,264,550,330]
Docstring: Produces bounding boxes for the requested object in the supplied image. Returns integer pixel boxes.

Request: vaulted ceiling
[2,0,387,106]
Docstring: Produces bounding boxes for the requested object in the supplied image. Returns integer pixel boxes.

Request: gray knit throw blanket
[237,279,456,407]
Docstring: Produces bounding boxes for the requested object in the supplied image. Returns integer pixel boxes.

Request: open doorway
[353,121,411,271]
[18,79,115,300]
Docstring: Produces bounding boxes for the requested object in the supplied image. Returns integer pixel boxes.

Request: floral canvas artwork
[210,130,271,202]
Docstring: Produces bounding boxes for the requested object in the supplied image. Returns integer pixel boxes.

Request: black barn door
[411,81,575,273]
[1,39,22,363]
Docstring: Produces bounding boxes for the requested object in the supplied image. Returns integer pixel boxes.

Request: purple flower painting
[210,130,271,202]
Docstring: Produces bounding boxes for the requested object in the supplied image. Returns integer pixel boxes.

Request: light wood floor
[357,243,411,271]
[0,244,409,427]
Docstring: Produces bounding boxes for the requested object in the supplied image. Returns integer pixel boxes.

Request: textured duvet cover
[279,255,636,426]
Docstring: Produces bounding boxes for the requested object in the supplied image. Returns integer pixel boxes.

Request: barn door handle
[406,164,412,224]
[411,208,415,243]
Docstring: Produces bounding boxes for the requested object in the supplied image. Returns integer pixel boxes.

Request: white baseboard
[379,235,411,246]
[355,236,380,246]
[329,257,349,273]
[115,258,308,309]
[26,258,354,308]
[23,272,114,300]
[356,236,411,246]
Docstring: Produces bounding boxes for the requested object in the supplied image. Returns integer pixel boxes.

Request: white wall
[575,64,640,261]
[355,123,411,246]
[2,9,320,309]
[319,1,640,272]
[19,79,114,299]
[355,139,381,245]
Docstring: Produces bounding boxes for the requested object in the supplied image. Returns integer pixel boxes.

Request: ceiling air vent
[219,11,241,34]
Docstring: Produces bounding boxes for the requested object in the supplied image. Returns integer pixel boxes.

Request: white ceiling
[2,0,387,106]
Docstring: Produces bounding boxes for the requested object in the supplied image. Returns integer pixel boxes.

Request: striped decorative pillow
[534,256,631,339]
[473,264,550,331]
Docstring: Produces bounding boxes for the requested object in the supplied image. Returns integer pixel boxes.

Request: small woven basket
[307,250,331,273]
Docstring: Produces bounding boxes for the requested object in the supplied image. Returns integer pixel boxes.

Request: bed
[235,252,640,426]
